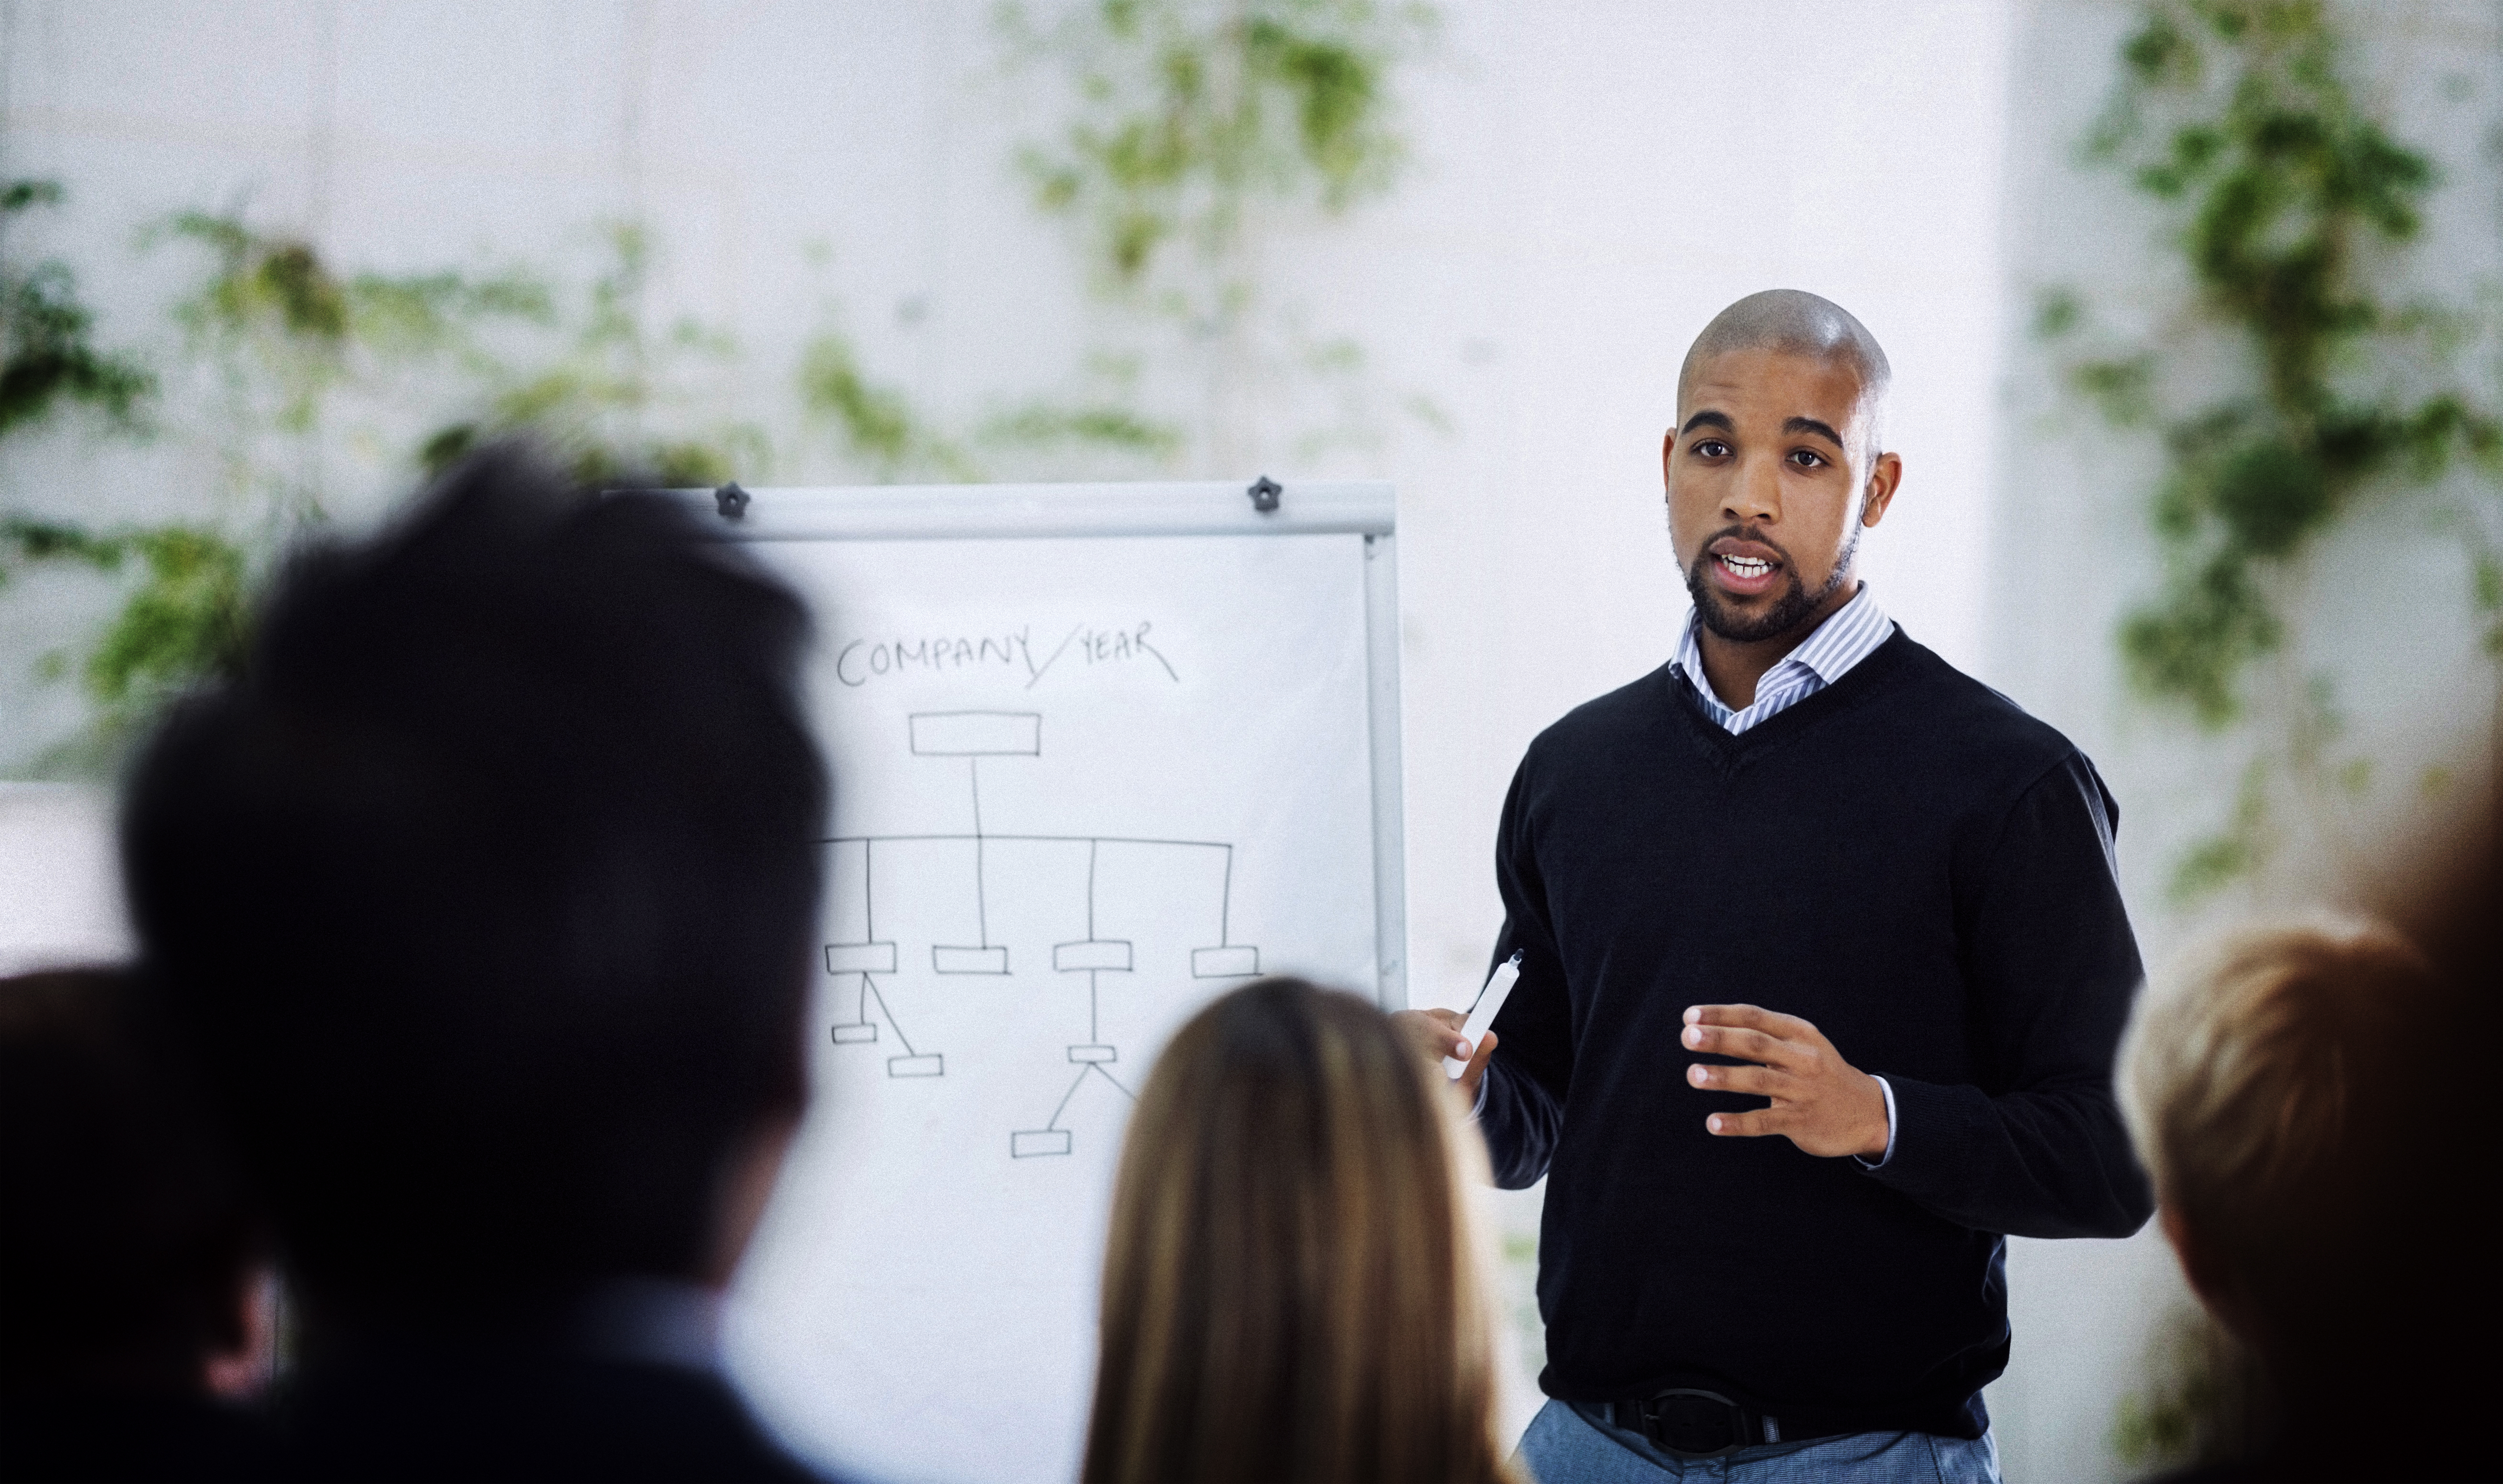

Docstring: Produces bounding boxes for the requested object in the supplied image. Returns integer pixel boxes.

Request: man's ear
[1860,451,1903,527]
[1662,426,1678,486]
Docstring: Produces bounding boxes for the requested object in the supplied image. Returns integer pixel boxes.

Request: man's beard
[1684,523,1859,644]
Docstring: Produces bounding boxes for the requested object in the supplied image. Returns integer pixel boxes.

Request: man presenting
[1403,291,2153,1482]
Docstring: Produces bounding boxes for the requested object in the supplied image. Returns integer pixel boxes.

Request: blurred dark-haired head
[0,966,260,1392]
[119,447,828,1329]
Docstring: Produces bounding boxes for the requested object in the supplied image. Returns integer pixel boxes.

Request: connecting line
[1043,1066,1089,1132]
[1220,844,1233,946]
[968,759,991,948]
[1044,1062,1139,1132]
[1086,839,1100,1042]
[864,977,918,1056]
[861,839,876,939]
[856,973,871,1024]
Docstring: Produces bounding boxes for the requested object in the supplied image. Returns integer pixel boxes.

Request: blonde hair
[2118,914,2439,1321]
[1082,978,1513,1484]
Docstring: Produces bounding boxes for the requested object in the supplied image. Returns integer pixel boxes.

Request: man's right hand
[1390,1008,1498,1109]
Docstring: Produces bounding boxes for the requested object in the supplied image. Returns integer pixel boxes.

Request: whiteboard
[703,482,1404,1484]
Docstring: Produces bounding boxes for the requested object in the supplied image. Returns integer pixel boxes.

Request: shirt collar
[1674,581,1891,708]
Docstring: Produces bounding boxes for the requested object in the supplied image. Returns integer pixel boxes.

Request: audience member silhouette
[120,448,839,1482]
[1082,976,1518,1484]
[0,966,273,1483]
[2120,816,2497,1484]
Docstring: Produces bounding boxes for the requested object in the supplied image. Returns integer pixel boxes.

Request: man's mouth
[1698,533,1791,601]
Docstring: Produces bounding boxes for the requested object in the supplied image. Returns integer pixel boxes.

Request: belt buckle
[1640,1387,1751,1459]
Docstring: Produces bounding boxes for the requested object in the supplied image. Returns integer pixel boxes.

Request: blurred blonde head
[2118,913,2442,1347]
[1083,977,1512,1484]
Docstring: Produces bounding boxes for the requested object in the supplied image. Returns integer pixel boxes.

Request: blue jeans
[1515,1399,2002,1483]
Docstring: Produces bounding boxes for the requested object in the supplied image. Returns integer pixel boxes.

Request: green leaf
[2473,555,2503,614]
[0,183,158,437]
[0,179,66,213]
[2032,288,2084,341]
[2121,556,2278,726]
[2167,759,2273,905]
[981,401,1183,457]
[2072,355,2158,427]
[796,329,974,480]
[2122,8,2197,88]
[2208,437,2329,558]
[82,525,251,708]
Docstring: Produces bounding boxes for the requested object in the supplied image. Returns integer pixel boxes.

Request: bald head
[1678,290,1891,458]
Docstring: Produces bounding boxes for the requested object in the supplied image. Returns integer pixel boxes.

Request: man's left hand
[1681,1003,1889,1160]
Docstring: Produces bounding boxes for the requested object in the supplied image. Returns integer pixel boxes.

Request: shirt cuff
[1853,1075,1898,1170]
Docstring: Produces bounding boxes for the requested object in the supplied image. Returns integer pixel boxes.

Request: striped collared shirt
[1667,579,1903,1167]
[1671,583,1894,735]
[1469,580,1905,1163]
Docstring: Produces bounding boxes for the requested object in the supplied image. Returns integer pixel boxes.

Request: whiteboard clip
[714,481,751,521]
[1247,475,1282,514]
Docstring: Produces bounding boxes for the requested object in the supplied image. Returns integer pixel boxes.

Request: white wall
[1980,4,2503,1480]
[0,783,127,973]
[18,3,2286,1478]
[1985,0,2503,936]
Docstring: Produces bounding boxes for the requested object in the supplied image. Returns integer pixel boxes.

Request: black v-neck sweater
[1477,628,2153,1435]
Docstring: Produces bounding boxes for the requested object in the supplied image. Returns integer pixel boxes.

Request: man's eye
[1694,439,1731,458]
[1788,449,1825,468]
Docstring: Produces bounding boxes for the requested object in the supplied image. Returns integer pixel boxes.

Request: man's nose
[1723,453,1782,525]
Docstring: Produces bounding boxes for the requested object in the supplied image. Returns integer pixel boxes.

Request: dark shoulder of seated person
[119,449,838,1483]
[0,966,275,1484]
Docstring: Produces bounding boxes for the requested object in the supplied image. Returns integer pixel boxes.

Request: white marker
[1445,952,1524,1080]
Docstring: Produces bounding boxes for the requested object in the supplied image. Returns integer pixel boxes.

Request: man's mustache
[1690,525,1798,573]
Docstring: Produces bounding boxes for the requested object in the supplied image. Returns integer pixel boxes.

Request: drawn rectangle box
[1067,1044,1117,1063]
[824,942,897,974]
[910,712,1040,757]
[932,945,1009,975]
[888,1055,944,1077]
[1053,939,1133,972]
[1192,946,1260,978]
[1011,1130,1073,1158]
[831,1024,878,1044]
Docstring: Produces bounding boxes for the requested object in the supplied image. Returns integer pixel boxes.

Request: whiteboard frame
[669,480,1408,1010]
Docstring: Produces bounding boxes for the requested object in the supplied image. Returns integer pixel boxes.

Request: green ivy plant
[4,208,578,771]
[1003,0,1419,290]
[997,0,1435,468]
[797,327,1184,482]
[0,180,198,769]
[2,519,248,751]
[418,223,767,489]
[2109,1306,2264,1474]
[789,256,1179,483]
[4,8,1444,768]
[2043,0,2502,904]
[0,181,154,438]
[6,210,566,771]
[153,209,550,449]
[794,318,978,482]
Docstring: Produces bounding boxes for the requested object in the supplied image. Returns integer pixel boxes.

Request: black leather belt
[1603,1388,1856,1459]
